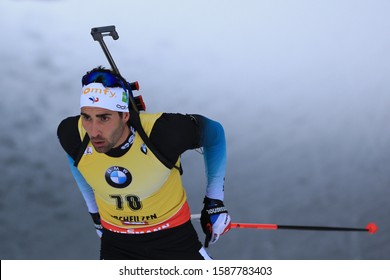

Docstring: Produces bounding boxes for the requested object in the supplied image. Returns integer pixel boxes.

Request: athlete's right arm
[57,116,102,237]
[66,155,102,237]
[66,154,98,213]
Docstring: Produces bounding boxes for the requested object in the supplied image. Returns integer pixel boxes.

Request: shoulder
[154,113,199,132]
[149,113,201,161]
[139,112,163,134]
[57,115,82,159]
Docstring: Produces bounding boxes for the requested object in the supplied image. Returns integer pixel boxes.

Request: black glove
[201,197,231,247]
[90,212,103,238]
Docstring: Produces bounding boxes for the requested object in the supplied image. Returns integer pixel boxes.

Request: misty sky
[1,0,389,260]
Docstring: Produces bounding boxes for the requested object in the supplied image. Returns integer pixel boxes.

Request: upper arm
[150,113,225,161]
[57,116,82,160]
[150,113,201,163]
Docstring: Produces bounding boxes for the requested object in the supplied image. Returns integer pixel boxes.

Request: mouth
[91,138,106,148]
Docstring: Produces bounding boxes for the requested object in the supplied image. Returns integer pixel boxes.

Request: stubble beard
[92,122,128,153]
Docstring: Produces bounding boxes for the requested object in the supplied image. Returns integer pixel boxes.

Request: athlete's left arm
[192,114,226,201]
[151,113,226,200]
[152,113,230,247]
[192,115,231,247]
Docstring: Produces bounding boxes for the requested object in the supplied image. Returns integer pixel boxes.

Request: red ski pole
[230,222,378,234]
[190,214,378,234]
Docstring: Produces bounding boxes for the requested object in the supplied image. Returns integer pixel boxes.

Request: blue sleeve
[197,116,227,201]
[66,154,99,214]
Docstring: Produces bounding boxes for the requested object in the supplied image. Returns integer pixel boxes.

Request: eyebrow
[80,112,113,118]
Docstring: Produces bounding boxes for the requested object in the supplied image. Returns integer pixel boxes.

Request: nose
[89,120,101,138]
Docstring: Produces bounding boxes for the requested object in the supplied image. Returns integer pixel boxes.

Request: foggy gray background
[1,0,389,260]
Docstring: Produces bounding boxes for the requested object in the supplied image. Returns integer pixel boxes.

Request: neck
[106,126,135,157]
[113,125,131,149]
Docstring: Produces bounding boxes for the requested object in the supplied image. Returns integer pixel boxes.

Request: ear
[122,112,130,122]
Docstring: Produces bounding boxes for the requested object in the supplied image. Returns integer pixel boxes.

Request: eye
[100,116,110,122]
[81,114,91,121]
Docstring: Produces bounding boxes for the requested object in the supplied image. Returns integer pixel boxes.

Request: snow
[1,0,389,259]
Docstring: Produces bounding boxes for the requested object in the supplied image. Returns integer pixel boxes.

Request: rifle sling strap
[73,113,182,174]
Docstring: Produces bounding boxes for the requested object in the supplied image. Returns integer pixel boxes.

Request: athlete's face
[80,107,130,153]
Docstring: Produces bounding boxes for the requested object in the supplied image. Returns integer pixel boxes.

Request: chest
[78,133,171,199]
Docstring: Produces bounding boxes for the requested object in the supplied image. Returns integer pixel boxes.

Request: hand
[200,197,231,247]
[90,212,103,238]
[94,224,103,238]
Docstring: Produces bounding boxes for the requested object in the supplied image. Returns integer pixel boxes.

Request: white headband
[80,82,129,112]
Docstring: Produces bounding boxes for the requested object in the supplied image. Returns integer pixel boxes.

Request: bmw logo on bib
[105,166,132,188]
